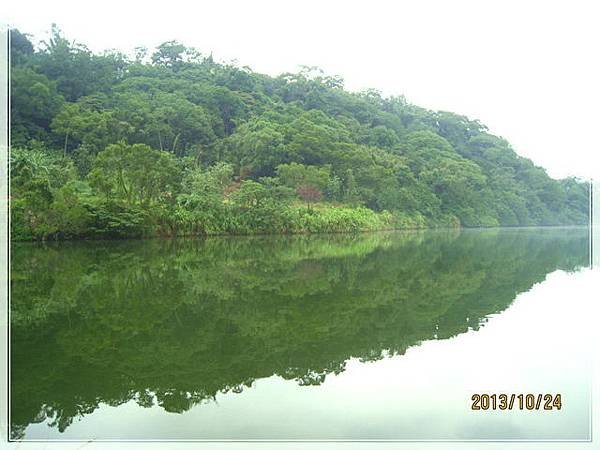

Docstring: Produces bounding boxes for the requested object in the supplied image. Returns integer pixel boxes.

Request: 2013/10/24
[471,394,562,411]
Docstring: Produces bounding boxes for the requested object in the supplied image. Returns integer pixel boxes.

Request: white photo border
[0,21,599,450]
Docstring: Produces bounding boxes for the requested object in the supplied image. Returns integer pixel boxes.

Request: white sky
[5,0,600,180]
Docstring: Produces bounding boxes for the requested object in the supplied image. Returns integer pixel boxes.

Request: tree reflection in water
[10,228,589,438]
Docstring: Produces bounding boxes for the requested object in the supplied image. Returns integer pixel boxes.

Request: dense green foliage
[10,27,589,239]
[11,229,589,437]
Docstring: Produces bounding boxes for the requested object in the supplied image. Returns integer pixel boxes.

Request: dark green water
[10,228,591,440]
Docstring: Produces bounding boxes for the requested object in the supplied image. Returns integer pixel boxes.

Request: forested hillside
[9,27,589,240]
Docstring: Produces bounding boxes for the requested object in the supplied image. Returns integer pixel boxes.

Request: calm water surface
[10,228,592,440]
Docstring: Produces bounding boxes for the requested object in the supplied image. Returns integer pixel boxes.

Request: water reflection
[10,228,589,439]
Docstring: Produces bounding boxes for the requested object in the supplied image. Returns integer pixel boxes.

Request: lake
[10,228,592,441]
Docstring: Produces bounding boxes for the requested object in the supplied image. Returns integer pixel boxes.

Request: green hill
[9,27,589,239]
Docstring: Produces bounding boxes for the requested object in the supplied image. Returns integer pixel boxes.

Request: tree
[177,162,234,210]
[51,100,130,155]
[10,29,34,66]
[276,163,330,191]
[36,25,127,101]
[217,120,286,177]
[89,142,180,206]
[284,110,350,165]
[342,169,360,205]
[230,180,269,209]
[111,89,216,155]
[151,41,187,68]
[325,175,342,201]
[9,147,77,239]
[11,67,64,146]
[296,184,322,209]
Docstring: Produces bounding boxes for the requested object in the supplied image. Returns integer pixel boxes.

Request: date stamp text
[471,394,562,411]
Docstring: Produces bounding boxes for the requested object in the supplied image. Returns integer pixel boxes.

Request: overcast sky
[5,0,600,180]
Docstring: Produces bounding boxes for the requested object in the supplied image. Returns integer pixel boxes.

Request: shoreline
[10,224,589,243]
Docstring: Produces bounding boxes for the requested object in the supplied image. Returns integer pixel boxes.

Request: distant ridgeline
[10,27,589,240]
[10,229,589,437]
